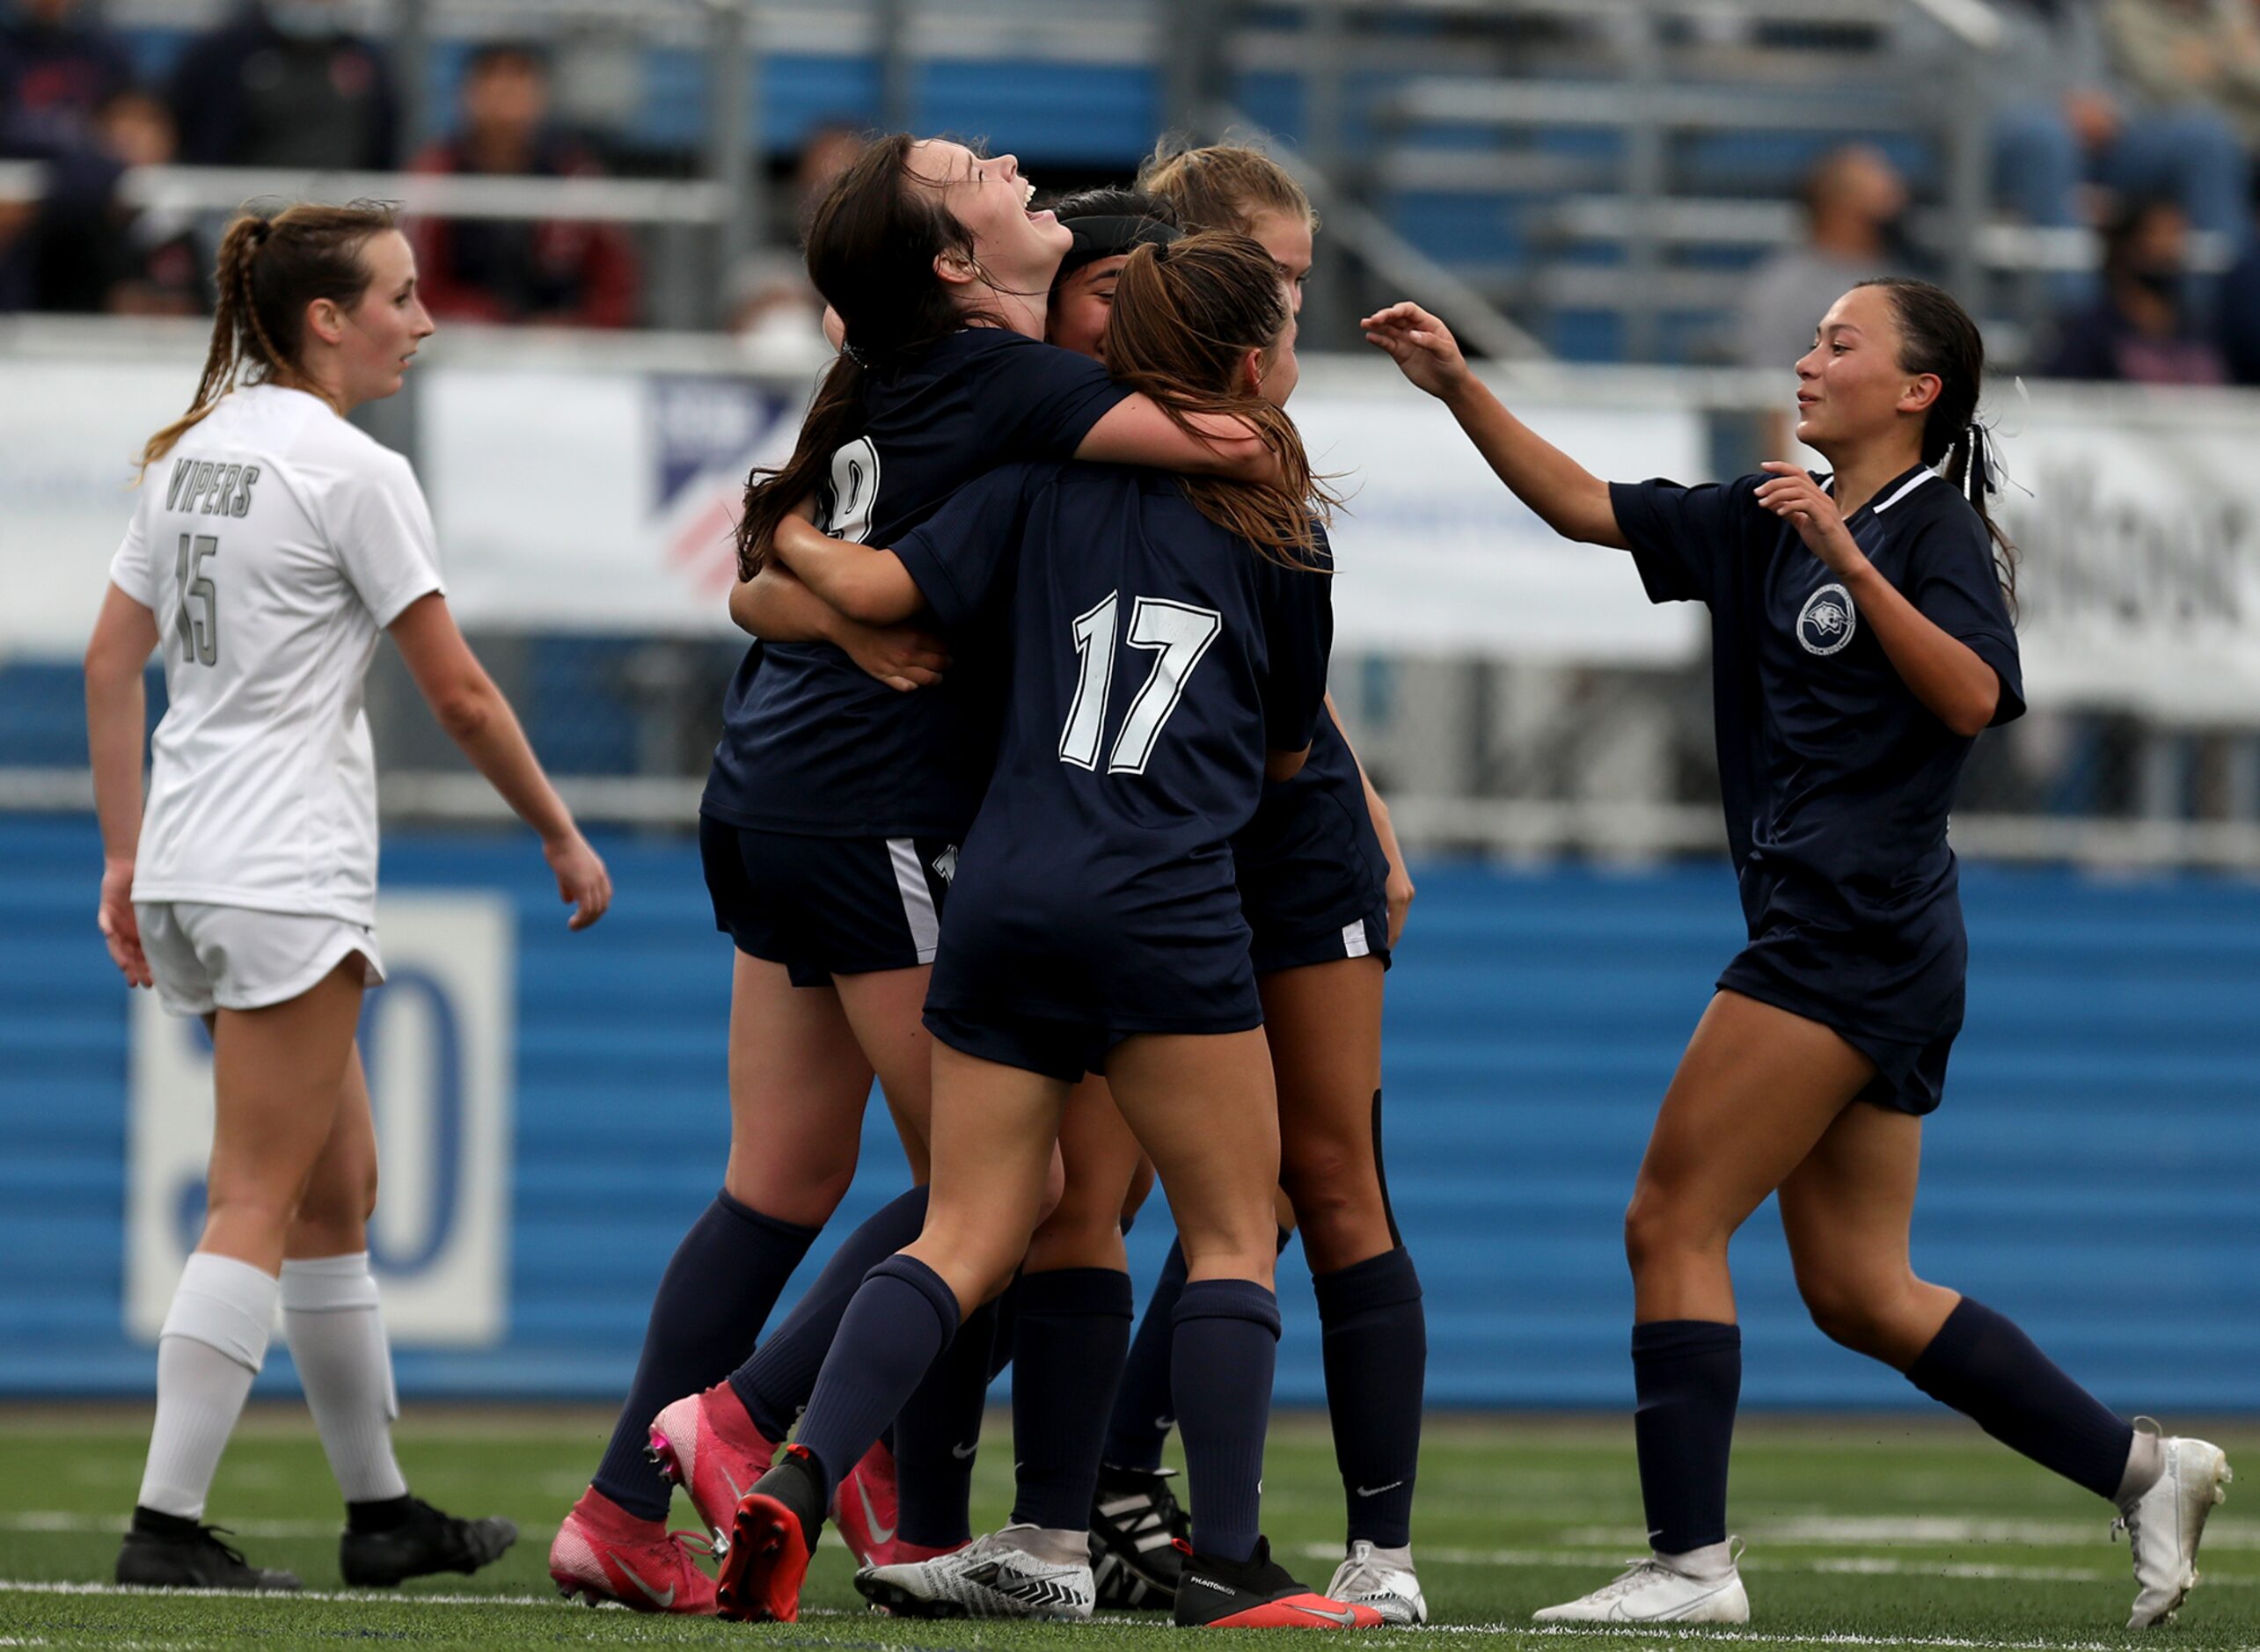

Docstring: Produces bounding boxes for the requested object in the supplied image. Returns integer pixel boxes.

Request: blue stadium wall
[4,814,2256,1411]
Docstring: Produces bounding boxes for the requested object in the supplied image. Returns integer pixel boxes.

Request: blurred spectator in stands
[22,86,204,313]
[1993,1,2247,309]
[2044,197,2227,380]
[1736,145,1913,373]
[2213,171,2260,383]
[0,0,133,158]
[409,42,638,329]
[169,0,398,170]
[728,121,866,369]
[2104,0,2260,150]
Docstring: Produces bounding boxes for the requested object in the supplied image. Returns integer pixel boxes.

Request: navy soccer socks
[1171,1278,1283,1564]
[592,1190,819,1521]
[1102,1239,1189,1471]
[1313,1247,1426,1548]
[891,1298,998,1548]
[1905,1297,2137,1500]
[1011,1268,1135,1531]
[728,1187,931,1444]
[794,1255,962,1509]
[1631,1319,1742,1556]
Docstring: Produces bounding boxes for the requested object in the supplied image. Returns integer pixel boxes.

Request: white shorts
[135,902,386,1017]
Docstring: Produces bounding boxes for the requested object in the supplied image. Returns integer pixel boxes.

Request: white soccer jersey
[110,384,446,927]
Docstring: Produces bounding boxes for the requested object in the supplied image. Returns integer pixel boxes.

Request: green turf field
[0,1407,2249,1650]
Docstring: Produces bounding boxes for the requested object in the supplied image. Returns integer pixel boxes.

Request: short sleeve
[986,339,1134,461]
[889,464,1044,632]
[1608,474,1767,606]
[1257,531,1335,753]
[107,508,158,611]
[1905,510,2026,727]
[324,450,446,627]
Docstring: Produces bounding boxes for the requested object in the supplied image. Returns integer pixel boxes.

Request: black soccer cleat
[116,1517,302,1592]
[1173,1535,1382,1629]
[340,1495,517,1588]
[1088,1462,1189,1609]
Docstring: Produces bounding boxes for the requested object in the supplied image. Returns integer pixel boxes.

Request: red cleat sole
[714,1493,812,1623]
[1200,1594,1385,1629]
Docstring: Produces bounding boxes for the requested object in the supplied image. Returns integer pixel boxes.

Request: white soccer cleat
[2115,1418,2233,1628]
[854,1524,1096,1621]
[1532,1546,1749,1624]
[1325,1539,1427,1625]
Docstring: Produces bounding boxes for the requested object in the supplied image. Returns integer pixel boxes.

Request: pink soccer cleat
[647,1381,778,1549]
[833,1436,903,1568]
[547,1486,717,1613]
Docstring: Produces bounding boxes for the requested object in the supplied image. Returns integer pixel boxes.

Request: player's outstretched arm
[1077,396,1279,484]
[769,514,924,625]
[1361,302,1628,551]
[1753,463,2002,736]
[388,593,612,929]
[84,583,159,988]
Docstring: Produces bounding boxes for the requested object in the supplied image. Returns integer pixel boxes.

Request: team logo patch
[1797,582,1857,656]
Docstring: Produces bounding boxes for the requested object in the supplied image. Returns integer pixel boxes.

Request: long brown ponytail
[139,201,400,474]
[1104,230,1335,567]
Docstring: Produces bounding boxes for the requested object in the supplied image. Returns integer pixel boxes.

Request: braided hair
[140,201,399,472]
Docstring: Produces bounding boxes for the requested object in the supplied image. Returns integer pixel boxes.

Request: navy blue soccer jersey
[701,328,1132,837]
[1610,464,2023,1090]
[888,461,1334,1031]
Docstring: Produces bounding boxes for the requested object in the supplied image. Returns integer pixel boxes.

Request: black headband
[1057,214,1181,281]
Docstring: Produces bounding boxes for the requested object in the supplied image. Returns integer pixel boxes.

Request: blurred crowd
[6,0,2260,383]
[0,0,859,355]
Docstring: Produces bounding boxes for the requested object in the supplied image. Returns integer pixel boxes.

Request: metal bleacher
[71,0,2044,359]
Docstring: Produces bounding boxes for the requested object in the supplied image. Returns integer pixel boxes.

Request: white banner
[5,345,2258,705]
[1993,403,2260,720]
[125,895,516,1348]
[0,359,192,655]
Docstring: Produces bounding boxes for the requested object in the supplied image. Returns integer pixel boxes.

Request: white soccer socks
[282,1253,409,1506]
[137,1253,278,1520]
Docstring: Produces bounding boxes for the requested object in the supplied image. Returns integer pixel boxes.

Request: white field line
[1291,1542,2260,1590]
[1566,1518,2260,1551]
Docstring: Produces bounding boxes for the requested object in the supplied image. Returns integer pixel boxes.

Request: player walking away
[1364,280,2230,1630]
[552,133,1279,1611]
[711,232,1377,1632]
[1076,138,1426,1625]
[84,202,611,1592]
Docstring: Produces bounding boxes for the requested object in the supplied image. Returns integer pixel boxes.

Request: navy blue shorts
[924,997,1264,1085]
[1237,776,1390,976]
[1717,928,1963,1117]
[699,814,957,988]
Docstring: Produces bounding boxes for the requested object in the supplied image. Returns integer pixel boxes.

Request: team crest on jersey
[1797,582,1857,656]
[932,845,958,884]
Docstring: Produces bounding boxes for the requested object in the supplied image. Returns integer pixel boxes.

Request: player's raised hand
[545,830,612,930]
[97,856,150,988]
[1755,462,1865,575]
[1362,301,1470,398]
[837,620,950,693]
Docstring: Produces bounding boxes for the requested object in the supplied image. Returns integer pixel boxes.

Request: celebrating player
[711,230,1379,1631]
[1363,279,2230,1629]
[552,133,1281,1610]
[1070,140,1427,1624]
[84,202,611,1592]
